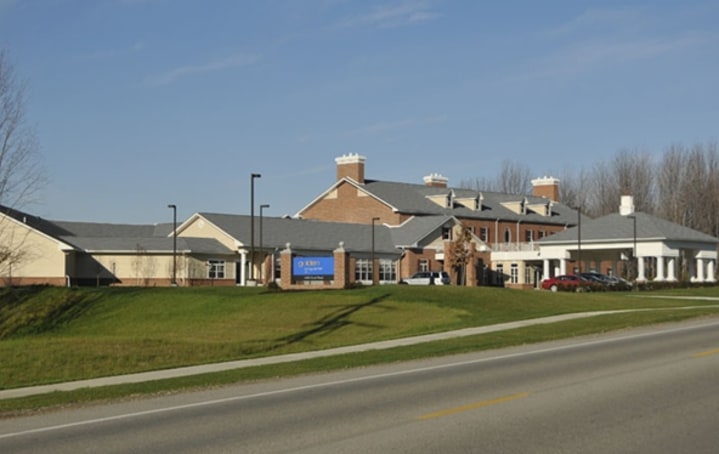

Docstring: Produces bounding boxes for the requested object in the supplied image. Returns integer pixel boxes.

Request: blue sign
[293,257,334,277]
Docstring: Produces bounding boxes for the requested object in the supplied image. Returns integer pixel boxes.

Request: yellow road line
[417,392,529,421]
[693,348,719,358]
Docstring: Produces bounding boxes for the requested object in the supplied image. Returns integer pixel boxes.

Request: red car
[541,274,591,292]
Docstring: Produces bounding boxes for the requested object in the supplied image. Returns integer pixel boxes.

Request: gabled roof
[197,213,400,255]
[0,205,229,255]
[389,215,457,248]
[295,177,398,216]
[0,205,76,250]
[343,180,579,225]
[539,212,719,245]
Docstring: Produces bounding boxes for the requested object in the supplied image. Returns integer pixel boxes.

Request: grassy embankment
[1,284,718,414]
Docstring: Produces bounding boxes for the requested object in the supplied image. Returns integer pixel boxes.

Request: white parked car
[401,271,451,285]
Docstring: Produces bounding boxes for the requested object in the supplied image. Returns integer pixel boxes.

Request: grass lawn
[1,284,718,413]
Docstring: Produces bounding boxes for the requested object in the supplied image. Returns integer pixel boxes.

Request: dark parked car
[579,272,633,290]
[541,274,591,292]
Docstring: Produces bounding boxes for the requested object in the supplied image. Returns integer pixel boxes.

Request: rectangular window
[525,266,532,285]
[379,259,397,282]
[479,227,488,242]
[419,259,429,272]
[525,230,533,242]
[495,264,504,285]
[442,227,452,240]
[208,260,225,279]
[274,256,281,280]
[538,230,546,239]
[355,259,372,282]
[510,263,519,284]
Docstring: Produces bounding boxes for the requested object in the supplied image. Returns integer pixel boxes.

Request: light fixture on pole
[259,204,270,284]
[167,204,177,286]
[371,217,380,285]
[250,173,261,284]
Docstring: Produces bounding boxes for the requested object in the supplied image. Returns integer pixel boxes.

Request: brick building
[297,154,582,288]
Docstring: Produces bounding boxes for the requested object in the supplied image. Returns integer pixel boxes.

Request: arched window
[504,227,511,243]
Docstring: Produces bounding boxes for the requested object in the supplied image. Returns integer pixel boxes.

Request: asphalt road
[2,318,718,453]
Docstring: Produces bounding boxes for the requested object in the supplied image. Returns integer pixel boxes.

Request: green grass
[1,285,718,414]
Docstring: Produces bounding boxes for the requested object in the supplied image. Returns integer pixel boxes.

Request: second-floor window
[525,230,533,242]
[480,227,488,242]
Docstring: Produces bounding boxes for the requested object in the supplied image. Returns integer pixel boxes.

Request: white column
[654,257,665,281]
[707,260,716,283]
[543,259,550,280]
[560,258,567,275]
[637,257,646,282]
[239,250,247,286]
[695,258,705,282]
[667,257,677,282]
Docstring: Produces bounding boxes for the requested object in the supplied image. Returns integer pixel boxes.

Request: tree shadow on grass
[0,288,103,339]
[247,293,393,354]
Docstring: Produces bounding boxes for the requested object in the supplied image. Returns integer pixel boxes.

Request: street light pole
[167,204,177,286]
[576,206,582,274]
[628,215,637,280]
[371,217,380,285]
[250,173,261,284]
[259,204,270,284]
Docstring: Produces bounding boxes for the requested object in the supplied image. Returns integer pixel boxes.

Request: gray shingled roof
[0,205,229,254]
[53,221,173,238]
[199,213,400,255]
[539,212,719,245]
[63,236,231,254]
[389,215,456,247]
[360,180,580,225]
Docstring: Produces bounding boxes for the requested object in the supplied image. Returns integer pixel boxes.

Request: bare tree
[0,50,44,208]
[558,168,591,211]
[656,144,687,224]
[0,50,45,279]
[459,160,531,195]
[580,149,656,217]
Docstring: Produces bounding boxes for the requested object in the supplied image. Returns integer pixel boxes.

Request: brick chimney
[335,153,366,183]
[531,176,559,202]
[423,173,449,188]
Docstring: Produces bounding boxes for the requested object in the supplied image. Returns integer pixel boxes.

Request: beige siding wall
[179,217,238,250]
[0,218,69,280]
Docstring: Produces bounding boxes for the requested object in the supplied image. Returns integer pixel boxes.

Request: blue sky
[1,0,717,223]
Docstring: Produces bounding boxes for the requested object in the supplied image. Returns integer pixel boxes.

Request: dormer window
[446,190,455,208]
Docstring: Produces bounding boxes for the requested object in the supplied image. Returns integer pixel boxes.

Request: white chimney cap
[423,173,449,184]
[335,153,366,165]
[531,176,560,186]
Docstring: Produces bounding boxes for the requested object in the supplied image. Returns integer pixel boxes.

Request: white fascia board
[173,212,203,237]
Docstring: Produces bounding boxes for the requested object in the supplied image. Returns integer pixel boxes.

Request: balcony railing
[491,242,540,252]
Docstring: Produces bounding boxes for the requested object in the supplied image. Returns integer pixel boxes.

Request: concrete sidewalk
[2,304,717,400]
